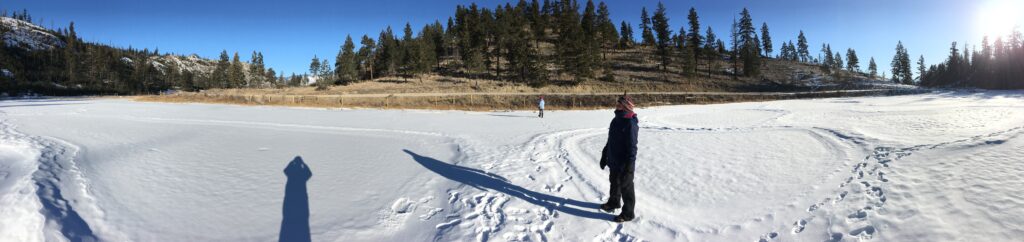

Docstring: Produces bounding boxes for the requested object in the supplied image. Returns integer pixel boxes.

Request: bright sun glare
[978,0,1023,38]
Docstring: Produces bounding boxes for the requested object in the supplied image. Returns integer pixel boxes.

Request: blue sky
[2,0,1022,77]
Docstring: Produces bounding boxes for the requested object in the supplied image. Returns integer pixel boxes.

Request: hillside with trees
[919,30,1024,89]
[297,0,907,95]
[0,10,285,95]
[8,1,1015,97]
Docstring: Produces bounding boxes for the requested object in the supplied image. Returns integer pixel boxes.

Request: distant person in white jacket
[538,96,545,118]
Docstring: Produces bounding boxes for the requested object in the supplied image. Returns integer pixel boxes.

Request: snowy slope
[0,17,64,51]
[1,91,1024,241]
[0,17,251,86]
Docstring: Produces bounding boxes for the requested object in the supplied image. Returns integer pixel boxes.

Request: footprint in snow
[391,198,414,214]
[850,225,876,240]
[834,191,848,204]
[846,209,868,222]
[792,219,808,234]
[757,232,779,242]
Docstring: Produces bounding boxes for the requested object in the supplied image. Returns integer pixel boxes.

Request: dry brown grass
[137,52,908,110]
[137,89,924,111]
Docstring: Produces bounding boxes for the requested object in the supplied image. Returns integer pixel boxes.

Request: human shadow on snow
[279,156,312,242]
[403,149,612,220]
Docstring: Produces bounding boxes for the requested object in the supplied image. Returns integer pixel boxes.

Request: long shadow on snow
[279,156,312,242]
[403,149,612,220]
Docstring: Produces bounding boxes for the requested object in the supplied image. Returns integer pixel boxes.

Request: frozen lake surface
[2,91,1023,241]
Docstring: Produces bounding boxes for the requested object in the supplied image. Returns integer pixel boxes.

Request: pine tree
[917,55,926,83]
[674,27,685,50]
[376,26,399,77]
[400,23,418,79]
[309,55,321,86]
[541,0,553,18]
[846,48,859,72]
[596,2,618,59]
[833,51,843,71]
[426,21,446,69]
[737,8,761,77]
[651,2,672,74]
[580,0,601,69]
[228,52,244,88]
[265,68,276,87]
[704,26,719,78]
[64,21,79,86]
[946,42,960,84]
[555,0,591,82]
[358,35,376,80]
[529,0,545,48]
[821,44,833,73]
[677,26,694,76]
[686,7,702,75]
[249,51,265,87]
[457,4,486,75]
[868,57,878,78]
[619,21,633,48]
[779,41,796,61]
[446,17,458,59]
[502,1,545,84]
[336,35,358,84]
[214,50,230,88]
[730,17,739,79]
[319,58,332,84]
[480,8,497,78]
[797,31,810,62]
[901,42,912,84]
[890,41,912,84]
[981,36,992,61]
[760,22,772,57]
[639,7,655,46]
[778,41,788,60]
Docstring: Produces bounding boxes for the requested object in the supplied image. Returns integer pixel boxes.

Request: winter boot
[613,214,634,223]
[600,203,619,213]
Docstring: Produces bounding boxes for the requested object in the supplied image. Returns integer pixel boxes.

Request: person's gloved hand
[599,155,608,170]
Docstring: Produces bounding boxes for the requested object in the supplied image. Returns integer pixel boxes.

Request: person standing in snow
[599,93,639,223]
[538,96,545,118]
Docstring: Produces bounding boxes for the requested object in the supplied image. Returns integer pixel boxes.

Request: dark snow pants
[539,108,544,118]
[607,169,635,218]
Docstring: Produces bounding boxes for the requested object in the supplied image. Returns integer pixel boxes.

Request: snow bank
[0,122,44,241]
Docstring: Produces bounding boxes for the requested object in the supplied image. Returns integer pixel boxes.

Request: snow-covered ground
[1,91,1023,241]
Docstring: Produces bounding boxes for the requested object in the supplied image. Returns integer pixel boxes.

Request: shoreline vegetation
[136,88,926,111]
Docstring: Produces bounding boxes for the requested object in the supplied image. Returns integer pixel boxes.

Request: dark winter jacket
[601,110,639,172]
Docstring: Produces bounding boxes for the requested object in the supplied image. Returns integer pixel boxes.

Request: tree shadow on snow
[403,149,613,221]
[279,156,312,242]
